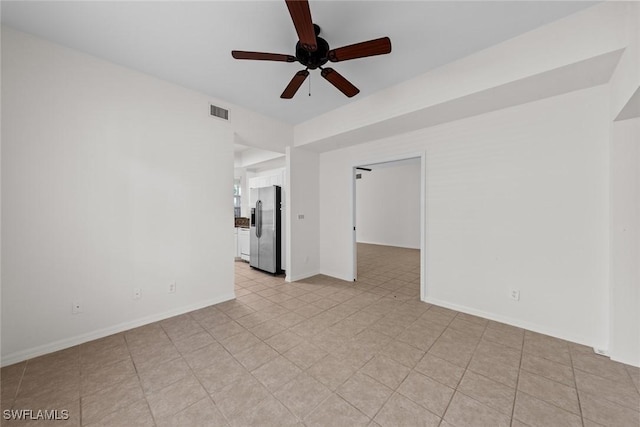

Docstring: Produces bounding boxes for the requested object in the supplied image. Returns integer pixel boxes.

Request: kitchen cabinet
[238,228,250,262]
[248,169,285,206]
[234,227,239,258]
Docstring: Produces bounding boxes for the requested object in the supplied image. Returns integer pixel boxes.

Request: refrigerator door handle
[256,200,262,238]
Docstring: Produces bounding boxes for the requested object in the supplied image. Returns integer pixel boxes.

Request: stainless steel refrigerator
[250,185,282,274]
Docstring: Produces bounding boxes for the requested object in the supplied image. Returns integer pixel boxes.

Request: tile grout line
[412,309,470,425]
[169,316,229,425]
[183,310,266,423]
[508,325,526,427]
[277,269,420,424]
[270,373,333,424]
[1,360,29,412]
[77,337,158,425]
[516,367,596,421]
[571,362,640,406]
[559,348,638,385]
[517,357,573,388]
[567,346,587,427]
[223,289,339,425]
[122,331,158,427]
[359,367,406,423]
[623,365,640,396]
[15,245,638,426]
[520,355,639,415]
[517,340,594,421]
[189,314,270,427]
[12,360,28,406]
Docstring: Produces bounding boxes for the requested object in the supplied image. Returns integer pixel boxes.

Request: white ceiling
[1,1,596,125]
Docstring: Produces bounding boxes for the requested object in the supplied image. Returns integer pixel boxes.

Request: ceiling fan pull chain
[308,73,311,96]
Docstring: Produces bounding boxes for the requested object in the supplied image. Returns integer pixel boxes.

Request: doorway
[352,154,426,301]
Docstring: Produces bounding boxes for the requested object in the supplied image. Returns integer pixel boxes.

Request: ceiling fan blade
[281,70,310,99]
[232,51,296,62]
[328,37,392,62]
[285,0,317,52]
[321,68,360,98]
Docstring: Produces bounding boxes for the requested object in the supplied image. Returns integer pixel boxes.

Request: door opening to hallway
[353,157,422,300]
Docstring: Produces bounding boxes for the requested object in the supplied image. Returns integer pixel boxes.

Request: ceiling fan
[231,0,392,99]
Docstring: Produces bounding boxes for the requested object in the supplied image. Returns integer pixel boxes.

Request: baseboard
[286,270,321,283]
[609,350,640,368]
[356,240,420,250]
[318,269,353,283]
[423,296,598,351]
[1,292,236,367]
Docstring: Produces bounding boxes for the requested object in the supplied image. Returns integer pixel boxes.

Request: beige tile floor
[1,243,639,426]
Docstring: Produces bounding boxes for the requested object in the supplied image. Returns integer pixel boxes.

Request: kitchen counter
[235,217,250,228]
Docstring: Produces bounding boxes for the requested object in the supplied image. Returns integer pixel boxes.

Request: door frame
[351,151,427,301]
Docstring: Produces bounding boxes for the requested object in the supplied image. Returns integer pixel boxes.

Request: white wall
[286,147,320,282]
[1,28,235,365]
[606,2,640,367]
[356,161,420,249]
[235,147,284,169]
[306,1,640,366]
[609,118,640,366]
[231,108,292,154]
[319,85,610,350]
[609,2,639,120]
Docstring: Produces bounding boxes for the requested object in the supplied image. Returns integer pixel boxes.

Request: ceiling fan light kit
[231,0,392,99]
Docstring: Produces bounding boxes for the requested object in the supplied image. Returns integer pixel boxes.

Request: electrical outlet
[133,288,141,300]
[510,289,520,301]
[169,282,176,293]
[72,300,82,314]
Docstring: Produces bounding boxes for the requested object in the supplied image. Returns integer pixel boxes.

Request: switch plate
[133,288,141,299]
[169,282,176,293]
[510,289,520,301]
[297,214,305,220]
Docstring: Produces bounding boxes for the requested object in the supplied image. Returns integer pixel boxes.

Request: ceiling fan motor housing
[296,37,329,69]
[295,24,329,69]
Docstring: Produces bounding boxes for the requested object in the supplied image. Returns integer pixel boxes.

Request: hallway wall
[355,160,420,249]
[319,85,610,351]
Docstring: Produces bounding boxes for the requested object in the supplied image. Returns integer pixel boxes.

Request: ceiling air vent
[210,104,229,120]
